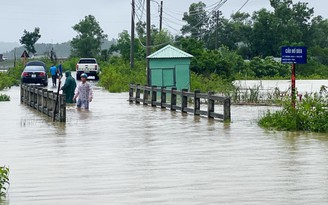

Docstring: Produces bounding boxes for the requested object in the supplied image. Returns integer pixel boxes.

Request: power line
[237,0,251,13]
[229,0,251,21]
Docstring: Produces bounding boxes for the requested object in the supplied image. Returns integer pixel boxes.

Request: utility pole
[159,1,163,32]
[146,0,151,85]
[130,0,135,69]
[215,10,219,50]
[14,48,16,67]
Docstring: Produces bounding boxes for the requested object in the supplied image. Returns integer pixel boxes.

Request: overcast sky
[0,0,326,43]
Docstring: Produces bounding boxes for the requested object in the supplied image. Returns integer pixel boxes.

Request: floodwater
[1,80,328,205]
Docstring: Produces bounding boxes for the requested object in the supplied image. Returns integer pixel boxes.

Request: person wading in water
[61,71,76,103]
[73,73,93,109]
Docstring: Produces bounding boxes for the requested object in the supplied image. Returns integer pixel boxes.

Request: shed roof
[147,45,193,59]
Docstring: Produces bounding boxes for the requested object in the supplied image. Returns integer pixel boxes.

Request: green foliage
[0,166,9,199]
[110,30,145,62]
[0,94,10,101]
[0,72,16,90]
[62,57,80,71]
[0,62,29,91]
[71,15,108,57]
[19,27,41,55]
[99,58,146,92]
[181,1,208,39]
[153,29,174,50]
[190,72,234,93]
[249,56,290,78]
[186,45,246,79]
[110,27,173,62]
[259,93,328,132]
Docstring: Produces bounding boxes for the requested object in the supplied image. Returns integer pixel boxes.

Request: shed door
[162,68,175,87]
[151,69,162,87]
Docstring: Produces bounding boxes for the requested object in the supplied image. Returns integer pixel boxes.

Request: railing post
[161,87,166,108]
[194,89,200,115]
[48,90,53,116]
[28,85,32,106]
[224,97,231,122]
[208,92,215,118]
[171,87,177,111]
[42,88,47,113]
[151,86,157,107]
[136,84,140,104]
[34,86,38,108]
[37,87,42,112]
[129,84,134,103]
[59,93,66,122]
[181,89,188,113]
[20,84,23,103]
[143,85,149,105]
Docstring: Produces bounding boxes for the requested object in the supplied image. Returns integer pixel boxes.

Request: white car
[76,58,100,80]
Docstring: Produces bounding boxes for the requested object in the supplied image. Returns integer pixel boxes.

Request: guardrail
[129,84,231,122]
[20,84,66,122]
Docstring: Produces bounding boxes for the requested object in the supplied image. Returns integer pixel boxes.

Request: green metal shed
[147,45,193,90]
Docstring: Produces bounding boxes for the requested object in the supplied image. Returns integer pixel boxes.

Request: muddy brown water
[1,80,328,205]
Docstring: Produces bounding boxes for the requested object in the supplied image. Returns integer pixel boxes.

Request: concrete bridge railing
[20,84,66,122]
[129,84,231,122]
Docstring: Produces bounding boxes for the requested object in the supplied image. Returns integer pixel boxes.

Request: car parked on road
[21,61,48,86]
[76,58,100,80]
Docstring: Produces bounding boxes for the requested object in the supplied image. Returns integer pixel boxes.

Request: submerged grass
[0,94,10,101]
[0,166,9,200]
[259,93,328,133]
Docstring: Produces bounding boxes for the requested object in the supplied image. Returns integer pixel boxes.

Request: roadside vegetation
[0,166,9,200]
[0,62,25,94]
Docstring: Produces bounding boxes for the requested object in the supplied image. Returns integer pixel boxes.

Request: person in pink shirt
[73,73,93,109]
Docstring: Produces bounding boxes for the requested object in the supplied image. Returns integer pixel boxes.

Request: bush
[0,166,9,199]
[99,58,146,93]
[259,93,328,132]
[0,94,10,101]
[62,57,80,71]
[191,72,234,93]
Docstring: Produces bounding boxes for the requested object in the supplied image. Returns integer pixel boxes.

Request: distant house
[0,54,3,61]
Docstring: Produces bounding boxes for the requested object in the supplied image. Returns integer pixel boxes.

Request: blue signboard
[281,46,307,64]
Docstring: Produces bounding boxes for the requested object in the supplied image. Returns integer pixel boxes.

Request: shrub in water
[0,94,10,101]
[0,166,9,199]
[259,93,328,132]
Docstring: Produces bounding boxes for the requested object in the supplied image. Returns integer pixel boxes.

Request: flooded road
[1,80,328,204]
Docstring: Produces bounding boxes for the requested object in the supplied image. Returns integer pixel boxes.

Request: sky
[0,0,327,44]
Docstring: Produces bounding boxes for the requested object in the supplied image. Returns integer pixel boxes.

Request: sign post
[281,46,307,108]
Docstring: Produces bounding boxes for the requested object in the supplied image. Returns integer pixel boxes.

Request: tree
[181,1,209,39]
[152,29,174,51]
[250,0,314,57]
[19,27,41,55]
[110,30,145,61]
[71,15,108,57]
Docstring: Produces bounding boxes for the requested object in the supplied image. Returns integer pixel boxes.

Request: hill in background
[1,39,115,59]
[0,41,20,53]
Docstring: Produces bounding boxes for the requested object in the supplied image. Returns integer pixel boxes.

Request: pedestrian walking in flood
[73,73,93,109]
[57,63,63,80]
[61,71,76,103]
[50,64,57,87]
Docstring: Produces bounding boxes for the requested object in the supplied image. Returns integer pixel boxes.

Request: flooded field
[1,80,328,205]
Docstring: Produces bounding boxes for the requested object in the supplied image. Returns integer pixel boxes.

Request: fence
[129,84,231,122]
[20,84,66,122]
